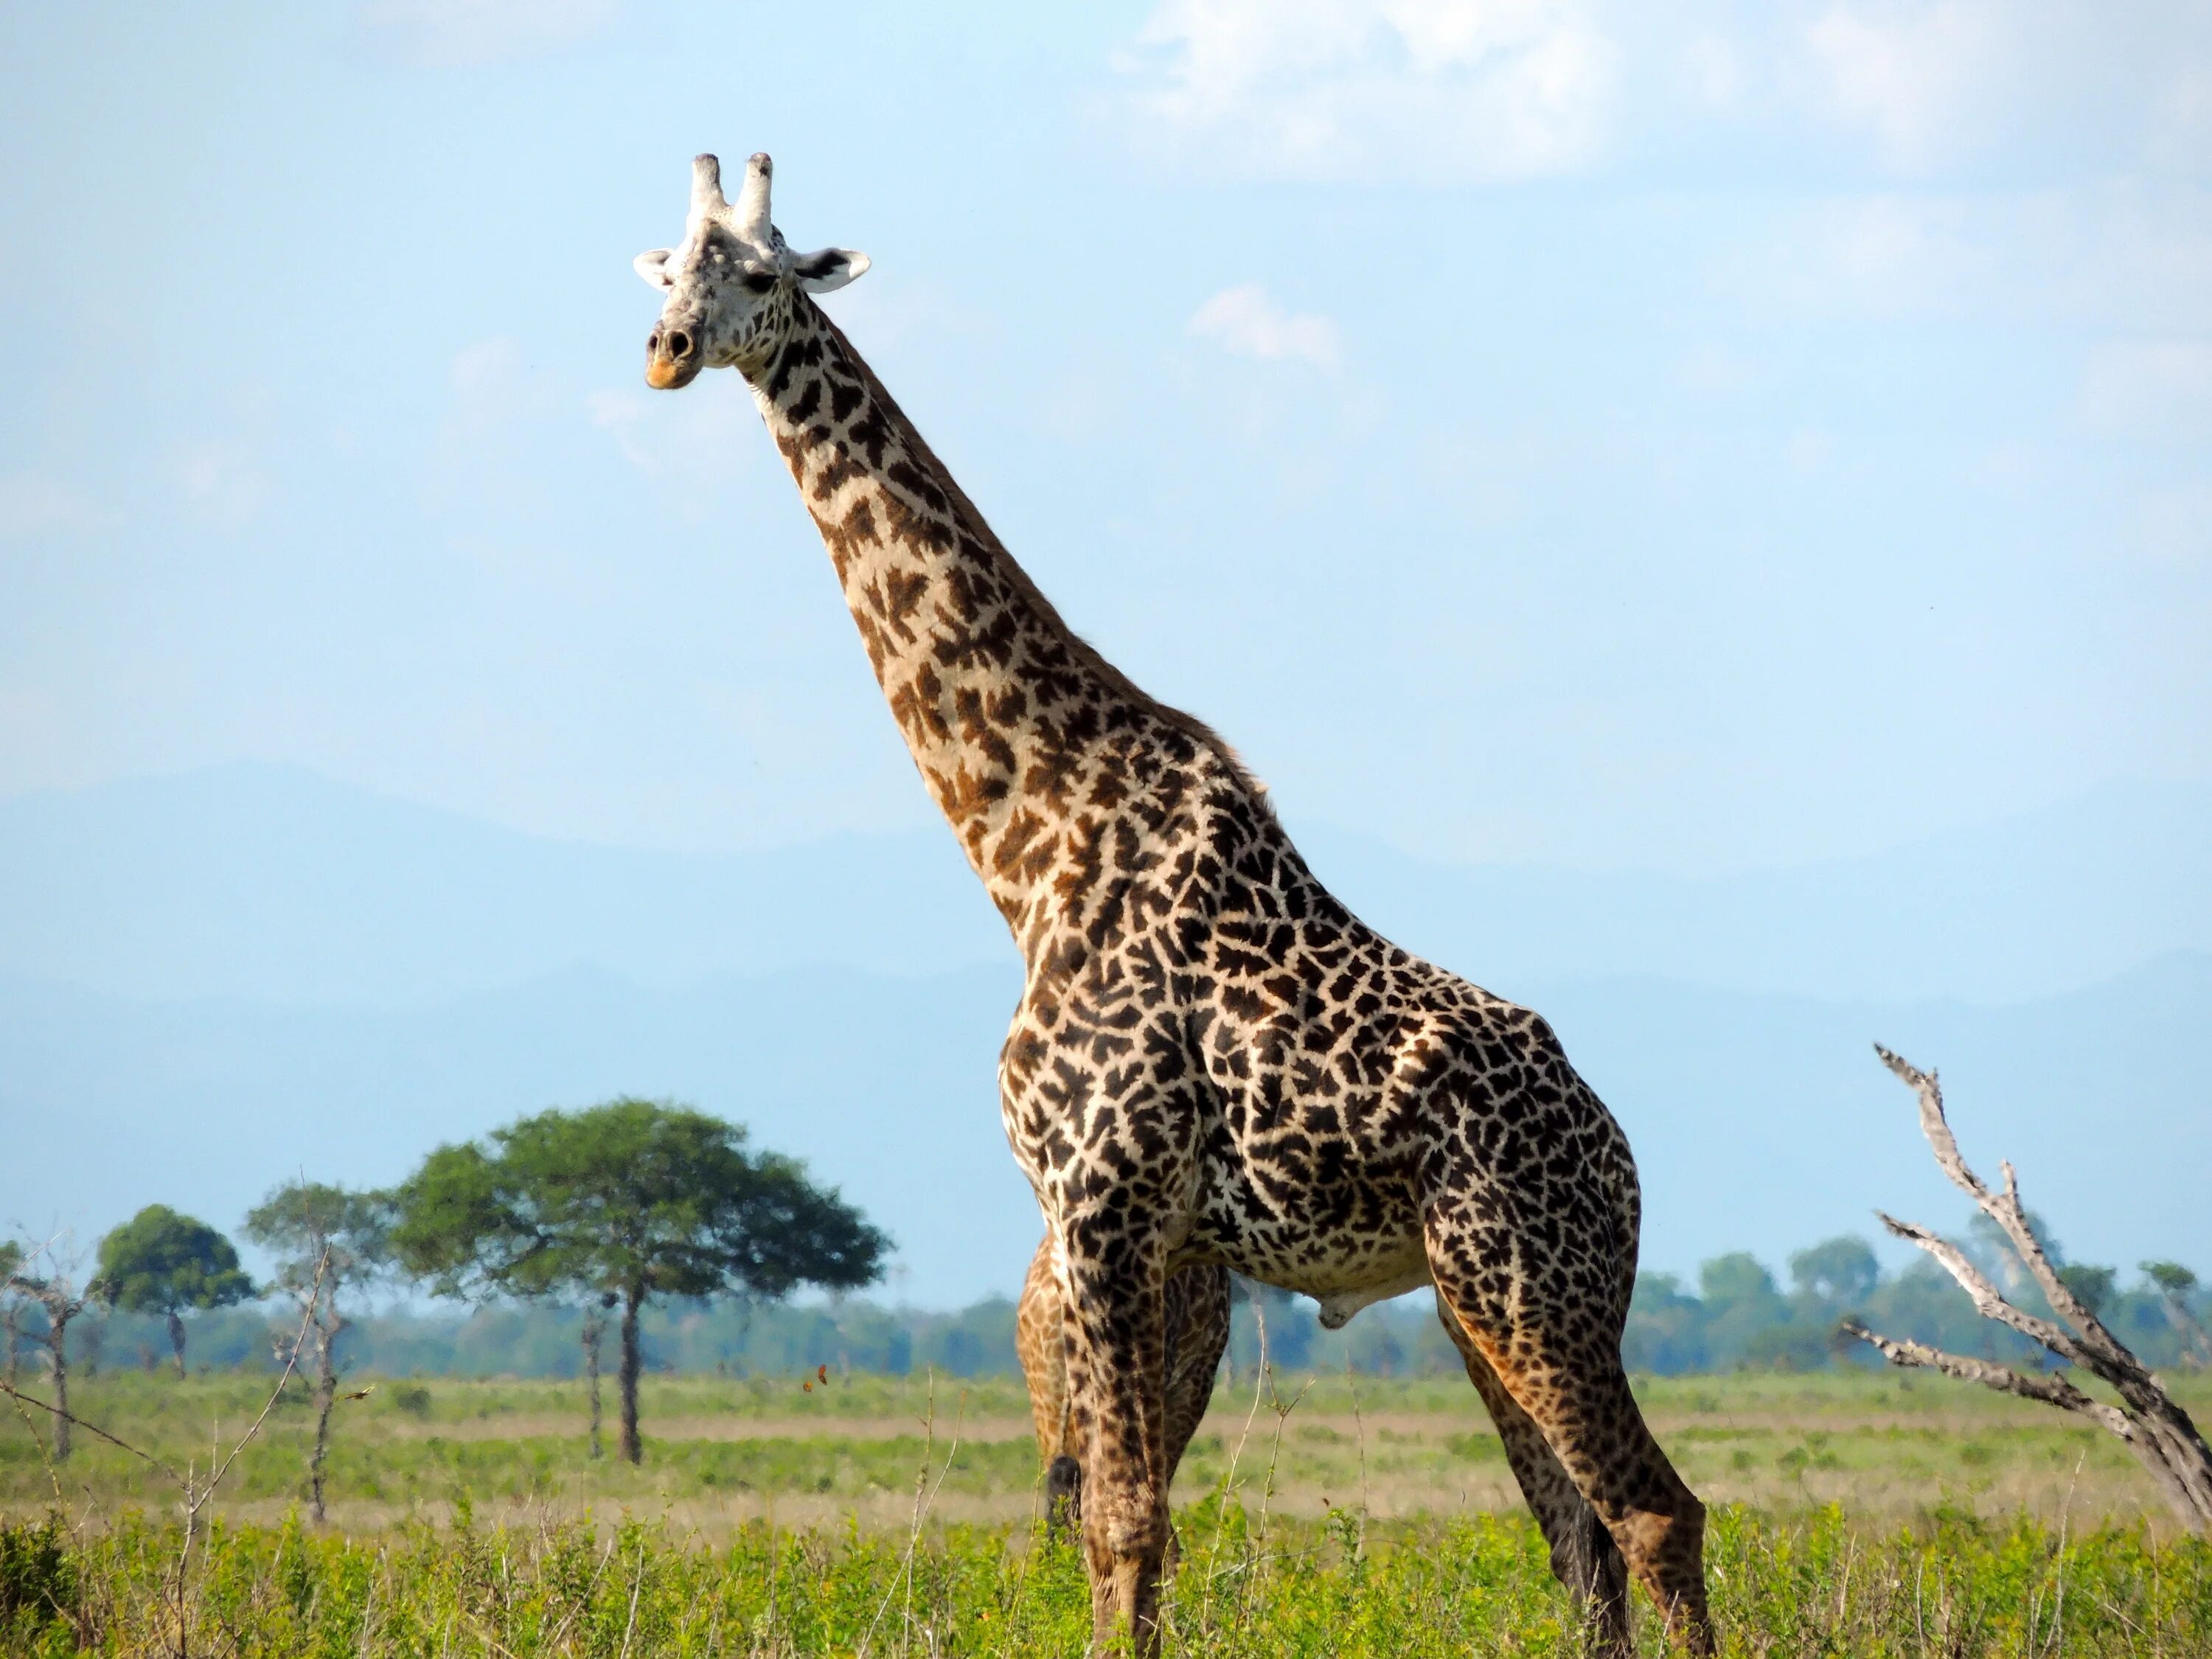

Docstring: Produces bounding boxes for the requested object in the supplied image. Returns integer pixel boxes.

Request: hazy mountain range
[1,765,2206,1305]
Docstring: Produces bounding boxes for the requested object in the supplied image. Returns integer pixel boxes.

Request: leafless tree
[271,1295,348,1523]
[1843,1046,2212,1530]
[0,1241,24,1389]
[1,1254,326,1658]
[2,1237,91,1461]
[243,1183,391,1523]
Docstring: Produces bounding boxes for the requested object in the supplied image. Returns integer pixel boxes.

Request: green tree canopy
[1698,1252,1781,1310]
[92,1206,254,1375]
[2144,1261,2199,1298]
[389,1097,888,1461]
[242,1183,392,1295]
[2058,1263,2118,1318]
[1788,1237,1880,1310]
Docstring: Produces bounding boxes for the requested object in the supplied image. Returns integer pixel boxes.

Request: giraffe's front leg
[1057,1215,1171,1658]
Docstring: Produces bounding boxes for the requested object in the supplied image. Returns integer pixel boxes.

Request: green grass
[8,1368,2212,1653]
[4,1503,2208,1656]
[8,1368,2209,1527]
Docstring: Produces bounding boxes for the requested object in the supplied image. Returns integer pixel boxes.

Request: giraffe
[1015,1234,1231,1546]
[635,152,1715,1658]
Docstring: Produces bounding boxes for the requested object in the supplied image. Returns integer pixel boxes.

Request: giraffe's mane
[808,301,1274,813]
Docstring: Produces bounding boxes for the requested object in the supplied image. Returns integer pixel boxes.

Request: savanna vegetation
[6,1368,2212,1655]
[8,1088,2212,1654]
[7,1503,2212,1658]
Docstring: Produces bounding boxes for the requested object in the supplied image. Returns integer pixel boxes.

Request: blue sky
[3,0,2208,878]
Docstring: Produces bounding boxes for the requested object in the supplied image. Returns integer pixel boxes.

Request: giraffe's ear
[633,248,675,290]
[791,247,869,294]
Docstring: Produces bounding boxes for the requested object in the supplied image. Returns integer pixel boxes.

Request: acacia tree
[391,1098,888,1463]
[1,1239,90,1461]
[242,1182,392,1522]
[92,1206,254,1376]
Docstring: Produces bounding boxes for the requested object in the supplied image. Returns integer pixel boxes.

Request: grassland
[5,1367,2211,1653]
[9,1368,2208,1533]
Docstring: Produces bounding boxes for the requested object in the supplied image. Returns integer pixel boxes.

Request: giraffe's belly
[1176,1158,1433,1324]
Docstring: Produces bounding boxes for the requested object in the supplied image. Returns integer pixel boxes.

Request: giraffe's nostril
[667,330,694,359]
[647,330,661,353]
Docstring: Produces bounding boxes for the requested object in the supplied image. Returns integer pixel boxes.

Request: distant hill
[0,764,1004,1005]
[3,763,2203,1306]
[5,954,2205,1307]
[0,764,2206,1005]
[1297,778,2212,1006]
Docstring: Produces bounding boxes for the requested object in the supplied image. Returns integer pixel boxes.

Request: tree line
[16,1220,2209,1394]
[3,1098,885,1504]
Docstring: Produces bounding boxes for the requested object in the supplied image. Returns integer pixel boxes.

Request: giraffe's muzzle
[644,325,702,390]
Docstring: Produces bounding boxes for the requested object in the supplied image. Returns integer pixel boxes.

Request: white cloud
[1116,4,2212,186]
[1801,1,2212,178]
[1188,284,1343,369]
[2081,338,2212,434]
[0,474,110,540]
[1806,1,2014,172]
[1122,0,1618,182]
[359,0,618,69]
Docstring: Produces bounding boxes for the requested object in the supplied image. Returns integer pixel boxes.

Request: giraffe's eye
[740,272,776,294]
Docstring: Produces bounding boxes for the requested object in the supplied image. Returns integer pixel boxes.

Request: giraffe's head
[634,153,868,390]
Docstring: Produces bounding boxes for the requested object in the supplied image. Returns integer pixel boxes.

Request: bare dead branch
[1873,1047,2131,1365]
[1989,1159,2121,1360]
[1871,1212,2086,1361]
[2,1234,91,1463]
[1,1385,67,1509]
[201,1260,320,1498]
[1855,1046,2212,1531]
[1874,1047,1985,1202]
[0,1382,184,1481]
[1840,1321,2133,1438]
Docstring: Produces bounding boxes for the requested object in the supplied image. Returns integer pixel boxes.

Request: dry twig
[1846,1047,2212,1529]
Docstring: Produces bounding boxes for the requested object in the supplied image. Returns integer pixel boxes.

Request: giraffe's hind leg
[1158,1265,1231,1574]
[1427,1225,1714,1655]
[1020,1241,1231,1561]
[1433,1289,1630,1655]
[1161,1266,1231,1475]
[1016,1236,1082,1538]
[1057,1231,1173,1658]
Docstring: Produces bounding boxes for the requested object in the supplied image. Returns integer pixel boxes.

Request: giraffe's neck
[745,296,1222,934]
